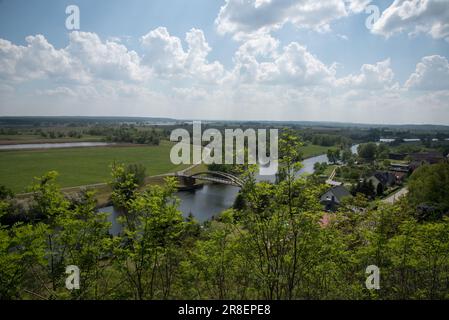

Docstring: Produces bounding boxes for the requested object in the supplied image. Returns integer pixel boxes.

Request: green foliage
[341,149,353,164]
[357,143,378,162]
[313,162,328,175]
[104,126,161,145]
[351,179,376,199]
[110,163,139,211]
[376,143,390,159]
[407,162,449,214]
[0,185,13,200]
[311,134,350,147]
[125,163,146,187]
[327,149,340,164]
[114,177,185,299]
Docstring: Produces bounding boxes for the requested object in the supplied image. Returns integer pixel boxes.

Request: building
[320,185,352,212]
[388,153,407,160]
[367,171,396,194]
[389,163,411,173]
[409,152,444,166]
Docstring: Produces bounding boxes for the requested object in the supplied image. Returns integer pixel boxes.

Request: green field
[299,144,337,159]
[0,141,187,193]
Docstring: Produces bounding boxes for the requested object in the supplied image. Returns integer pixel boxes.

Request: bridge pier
[180,175,196,187]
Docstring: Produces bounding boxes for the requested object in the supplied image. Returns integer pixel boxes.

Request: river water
[0,142,114,150]
[100,145,360,234]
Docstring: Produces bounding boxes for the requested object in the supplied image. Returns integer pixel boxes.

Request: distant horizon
[1,115,449,128]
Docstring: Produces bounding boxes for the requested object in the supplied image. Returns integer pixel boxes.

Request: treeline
[91,126,163,145]
[38,130,83,139]
[309,134,351,147]
[1,135,448,300]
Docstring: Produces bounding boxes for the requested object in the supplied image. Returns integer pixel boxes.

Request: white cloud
[140,27,187,76]
[337,59,396,90]
[37,86,77,97]
[405,55,449,90]
[372,0,449,41]
[231,35,335,86]
[347,0,372,13]
[215,0,350,37]
[0,32,147,84]
[0,35,86,83]
[140,27,225,82]
[67,32,146,82]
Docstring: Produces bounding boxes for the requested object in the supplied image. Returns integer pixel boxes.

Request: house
[320,185,352,212]
[409,152,444,165]
[389,163,411,173]
[388,153,406,160]
[367,171,396,194]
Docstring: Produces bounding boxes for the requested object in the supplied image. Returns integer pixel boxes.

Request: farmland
[299,144,337,159]
[0,141,187,193]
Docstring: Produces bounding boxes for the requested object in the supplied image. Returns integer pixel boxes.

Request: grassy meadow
[299,144,337,159]
[0,141,188,193]
[0,139,336,193]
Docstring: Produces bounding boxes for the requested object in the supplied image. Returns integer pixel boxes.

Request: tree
[376,143,389,159]
[0,185,13,200]
[341,149,353,164]
[114,177,185,299]
[327,149,340,164]
[54,190,113,299]
[0,208,47,299]
[376,183,384,197]
[125,163,146,187]
[109,163,140,223]
[351,179,376,199]
[407,162,449,215]
[357,143,377,162]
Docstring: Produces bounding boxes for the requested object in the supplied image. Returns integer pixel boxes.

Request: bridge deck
[174,172,243,187]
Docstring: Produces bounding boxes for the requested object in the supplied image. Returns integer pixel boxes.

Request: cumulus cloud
[347,0,373,13]
[0,35,87,83]
[405,55,449,90]
[0,32,146,84]
[67,32,146,82]
[372,0,449,41]
[231,35,335,86]
[140,27,225,82]
[337,59,396,90]
[215,0,350,37]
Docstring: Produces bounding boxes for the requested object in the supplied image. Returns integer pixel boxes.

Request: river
[100,145,360,235]
[0,142,114,150]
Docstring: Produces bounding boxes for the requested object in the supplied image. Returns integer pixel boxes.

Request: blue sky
[1,0,449,124]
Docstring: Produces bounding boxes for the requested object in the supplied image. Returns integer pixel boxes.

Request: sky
[0,0,449,124]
